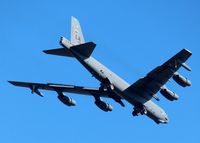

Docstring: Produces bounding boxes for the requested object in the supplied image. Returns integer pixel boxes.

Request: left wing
[127,49,192,100]
[8,81,107,97]
[8,81,125,107]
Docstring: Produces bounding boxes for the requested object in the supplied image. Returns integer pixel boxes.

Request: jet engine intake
[173,72,191,87]
[95,100,113,112]
[160,87,179,101]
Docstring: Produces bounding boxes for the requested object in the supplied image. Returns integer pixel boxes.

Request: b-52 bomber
[9,17,192,124]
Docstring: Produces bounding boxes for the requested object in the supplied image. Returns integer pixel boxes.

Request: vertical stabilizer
[71,16,85,45]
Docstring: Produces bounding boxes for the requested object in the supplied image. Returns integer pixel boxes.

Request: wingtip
[43,50,48,54]
[8,80,16,85]
[183,48,192,55]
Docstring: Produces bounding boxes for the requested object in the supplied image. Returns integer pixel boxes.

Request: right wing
[8,81,108,97]
[127,48,192,100]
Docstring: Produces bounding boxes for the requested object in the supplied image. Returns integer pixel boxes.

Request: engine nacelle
[160,87,179,101]
[57,95,76,106]
[95,100,113,112]
[173,72,191,87]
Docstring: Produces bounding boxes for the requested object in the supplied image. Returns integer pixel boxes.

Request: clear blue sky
[0,0,199,143]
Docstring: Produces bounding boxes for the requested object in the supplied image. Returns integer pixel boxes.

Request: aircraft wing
[8,81,108,97]
[127,49,192,99]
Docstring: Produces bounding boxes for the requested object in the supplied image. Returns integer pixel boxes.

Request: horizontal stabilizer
[43,48,74,57]
[71,42,96,58]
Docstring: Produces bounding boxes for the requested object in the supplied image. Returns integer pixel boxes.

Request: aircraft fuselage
[69,47,169,124]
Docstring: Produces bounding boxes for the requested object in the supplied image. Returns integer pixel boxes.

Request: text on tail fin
[71,16,85,45]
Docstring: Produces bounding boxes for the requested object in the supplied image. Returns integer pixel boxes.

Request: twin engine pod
[56,91,112,112]
[160,72,191,101]
[57,94,76,106]
[94,100,113,112]
[173,72,191,87]
[160,87,179,101]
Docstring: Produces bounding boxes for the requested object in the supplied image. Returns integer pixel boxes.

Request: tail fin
[43,17,95,58]
[71,16,85,45]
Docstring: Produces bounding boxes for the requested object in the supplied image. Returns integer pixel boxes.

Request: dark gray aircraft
[9,17,192,124]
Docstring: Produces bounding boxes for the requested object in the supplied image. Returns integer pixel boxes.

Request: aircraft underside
[9,16,192,124]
